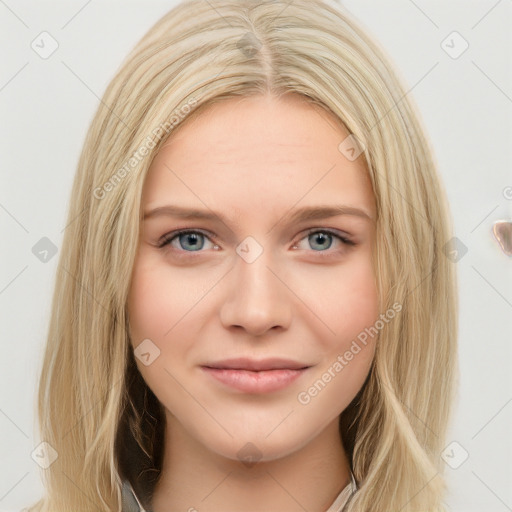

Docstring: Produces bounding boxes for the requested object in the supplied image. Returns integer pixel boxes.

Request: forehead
[166,93,349,156]
[142,94,375,219]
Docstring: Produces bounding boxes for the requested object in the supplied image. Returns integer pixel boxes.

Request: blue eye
[308,231,333,251]
[158,228,355,256]
[176,232,204,251]
[295,229,355,252]
[158,230,216,251]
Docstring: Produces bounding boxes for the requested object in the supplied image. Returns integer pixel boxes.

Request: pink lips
[201,358,310,394]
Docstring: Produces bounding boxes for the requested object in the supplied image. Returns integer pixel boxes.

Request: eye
[157,228,355,257]
[158,229,219,252]
[292,229,355,253]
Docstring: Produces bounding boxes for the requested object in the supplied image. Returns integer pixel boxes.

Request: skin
[127,93,379,512]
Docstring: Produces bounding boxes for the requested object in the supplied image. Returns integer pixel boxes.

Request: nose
[219,247,292,337]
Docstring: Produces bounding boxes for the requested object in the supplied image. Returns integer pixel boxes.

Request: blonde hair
[27,0,458,510]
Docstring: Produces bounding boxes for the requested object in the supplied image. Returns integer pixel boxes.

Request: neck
[150,412,351,512]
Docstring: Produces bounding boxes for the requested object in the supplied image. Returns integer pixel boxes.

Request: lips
[204,358,309,371]
[201,358,311,393]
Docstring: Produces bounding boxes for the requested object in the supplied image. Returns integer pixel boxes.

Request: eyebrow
[143,204,374,226]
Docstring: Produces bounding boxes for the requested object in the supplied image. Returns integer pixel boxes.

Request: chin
[198,426,315,466]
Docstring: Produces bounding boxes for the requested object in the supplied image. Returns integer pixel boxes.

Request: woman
[27,0,458,510]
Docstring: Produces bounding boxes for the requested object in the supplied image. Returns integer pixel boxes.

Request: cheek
[295,254,379,411]
[335,261,378,337]
[295,262,378,414]
[127,257,219,400]
[127,258,208,343]
[299,252,378,346]
[127,266,166,344]
[126,261,198,404]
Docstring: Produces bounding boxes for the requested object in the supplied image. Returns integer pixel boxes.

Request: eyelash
[157,228,356,259]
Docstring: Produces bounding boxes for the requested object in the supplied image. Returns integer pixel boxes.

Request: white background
[1,1,511,510]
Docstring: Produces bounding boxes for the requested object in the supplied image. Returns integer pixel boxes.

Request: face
[127,93,379,463]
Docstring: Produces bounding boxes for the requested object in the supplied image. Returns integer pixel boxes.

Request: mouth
[201,358,311,394]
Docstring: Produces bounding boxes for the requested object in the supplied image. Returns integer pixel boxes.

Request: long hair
[27,1,458,510]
